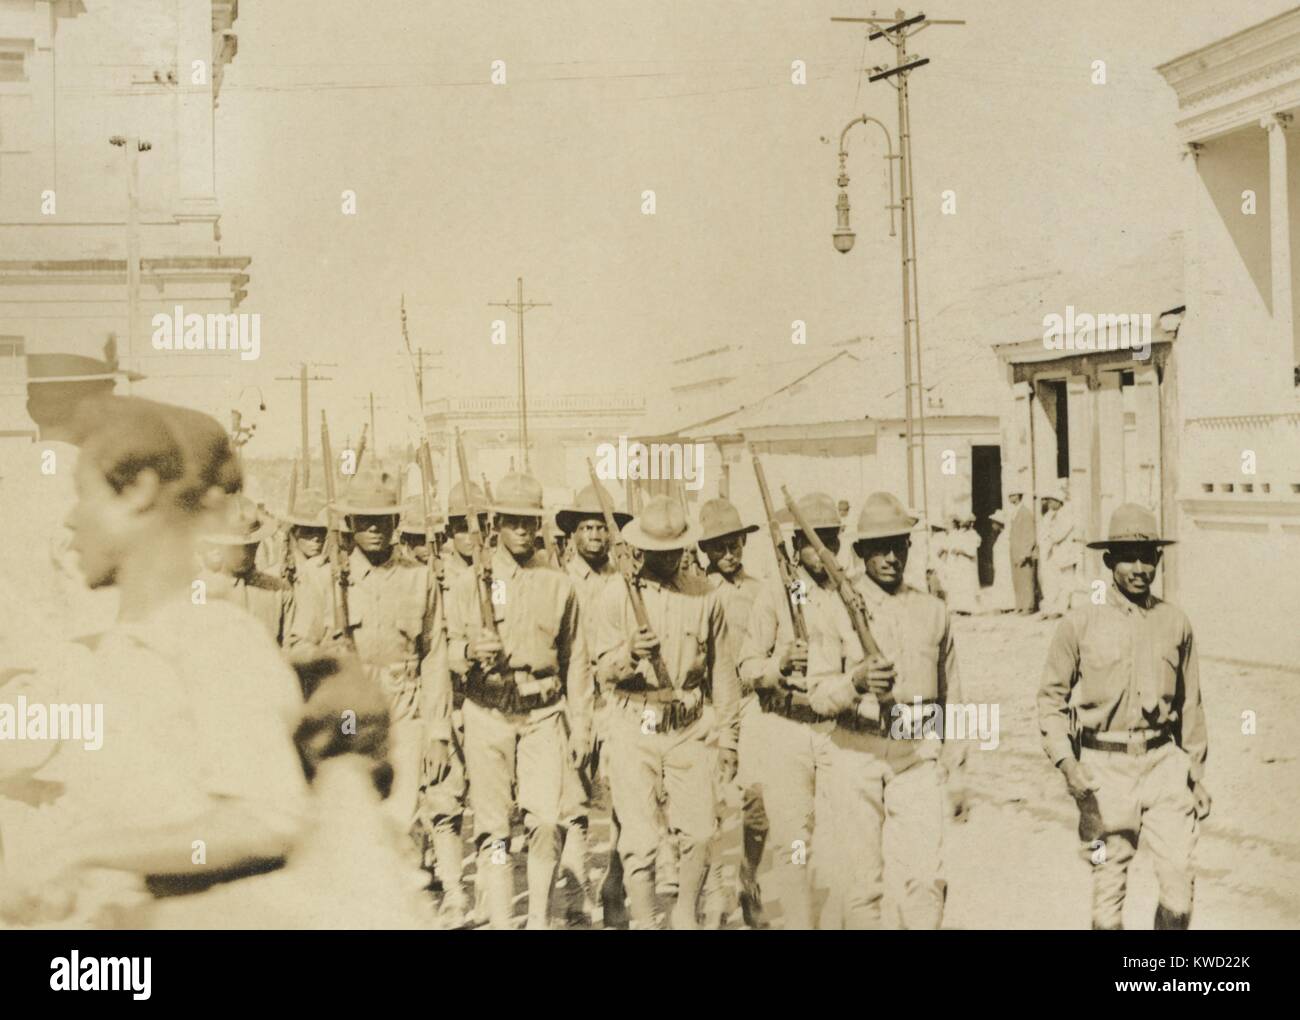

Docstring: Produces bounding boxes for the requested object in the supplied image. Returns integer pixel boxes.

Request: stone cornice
[1157,8,1300,142]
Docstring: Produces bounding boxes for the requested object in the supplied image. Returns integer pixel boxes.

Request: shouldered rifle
[418,439,448,637]
[455,429,499,643]
[781,485,882,668]
[320,412,354,646]
[752,455,808,660]
[353,424,368,476]
[586,459,673,691]
[282,460,299,586]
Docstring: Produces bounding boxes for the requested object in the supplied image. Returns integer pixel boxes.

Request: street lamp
[832,114,897,254]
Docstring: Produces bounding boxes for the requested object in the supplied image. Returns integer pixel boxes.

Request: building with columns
[0,0,248,437]
[1156,8,1300,668]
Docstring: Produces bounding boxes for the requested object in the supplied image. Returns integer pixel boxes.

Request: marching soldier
[737,491,855,929]
[555,482,631,927]
[1038,503,1209,930]
[281,487,332,610]
[398,497,443,566]
[337,465,452,853]
[444,471,593,930]
[594,495,739,930]
[802,492,964,930]
[198,494,325,654]
[440,481,489,583]
[697,497,768,928]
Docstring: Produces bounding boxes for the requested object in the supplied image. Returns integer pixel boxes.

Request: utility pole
[109,135,151,390]
[832,9,963,522]
[274,362,335,487]
[489,277,551,471]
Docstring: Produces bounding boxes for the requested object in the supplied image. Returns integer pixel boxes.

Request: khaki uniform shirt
[345,547,451,740]
[444,546,593,745]
[738,566,862,694]
[566,553,618,664]
[809,575,963,772]
[1038,581,1207,782]
[593,570,739,751]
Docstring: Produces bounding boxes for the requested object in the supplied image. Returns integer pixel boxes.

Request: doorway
[971,444,1002,587]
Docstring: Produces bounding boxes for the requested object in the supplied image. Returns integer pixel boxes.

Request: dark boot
[1154,903,1191,930]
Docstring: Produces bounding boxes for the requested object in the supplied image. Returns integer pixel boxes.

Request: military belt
[464,669,562,716]
[1080,726,1171,757]
[757,686,822,725]
[836,696,942,738]
[615,685,705,732]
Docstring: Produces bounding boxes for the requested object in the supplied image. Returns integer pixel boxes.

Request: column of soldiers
[0,340,1212,930]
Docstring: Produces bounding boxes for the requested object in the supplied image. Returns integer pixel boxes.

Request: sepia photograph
[0,0,1295,987]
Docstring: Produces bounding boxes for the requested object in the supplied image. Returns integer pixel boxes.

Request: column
[1009,379,1034,501]
[175,0,218,223]
[1262,113,1294,363]
[1066,373,1095,576]
[1096,371,1125,527]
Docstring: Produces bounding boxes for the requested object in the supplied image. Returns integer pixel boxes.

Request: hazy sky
[205,0,1294,455]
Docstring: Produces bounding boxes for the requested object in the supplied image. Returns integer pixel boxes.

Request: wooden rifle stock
[455,429,499,640]
[780,485,882,661]
[282,460,299,585]
[320,413,353,645]
[752,455,808,646]
[586,459,673,691]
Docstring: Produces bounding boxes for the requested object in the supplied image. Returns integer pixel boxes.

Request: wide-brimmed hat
[284,488,328,528]
[1086,503,1174,549]
[25,337,145,385]
[697,498,759,543]
[205,494,274,546]
[556,482,630,533]
[399,496,444,536]
[774,491,841,532]
[490,472,545,517]
[853,492,918,542]
[1039,480,1068,504]
[338,465,403,516]
[622,495,701,551]
[446,481,488,520]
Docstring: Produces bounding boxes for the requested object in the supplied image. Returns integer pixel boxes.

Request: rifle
[455,429,500,646]
[480,473,498,546]
[752,455,807,678]
[586,459,672,691]
[418,438,448,637]
[281,460,299,586]
[354,423,368,476]
[781,485,884,692]
[321,412,354,646]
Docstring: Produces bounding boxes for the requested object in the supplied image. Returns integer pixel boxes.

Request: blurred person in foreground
[0,396,309,928]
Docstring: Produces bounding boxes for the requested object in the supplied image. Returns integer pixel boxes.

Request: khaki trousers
[824,733,946,930]
[1077,741,1197,928]
[754,709,837,929]
[462,699,568,842]
[606,702,717,878]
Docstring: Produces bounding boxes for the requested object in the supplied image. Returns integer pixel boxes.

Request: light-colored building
[678,347,1005,581]
[424,391,647,509]
[0,0,248,432]
[992,237,1186,595]
[1157,7,1300,668]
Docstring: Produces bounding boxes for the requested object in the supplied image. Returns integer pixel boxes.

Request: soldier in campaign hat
[1038,503,1208,930]
[441,481,490,583]
[553,480,632,926]
[198,493,325,651]
[738,491,857,928]
[791,491,964,929]
[443,471,593,929]
[593,495,739,929]
[696,497,768,928]
[336,463,454,900]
